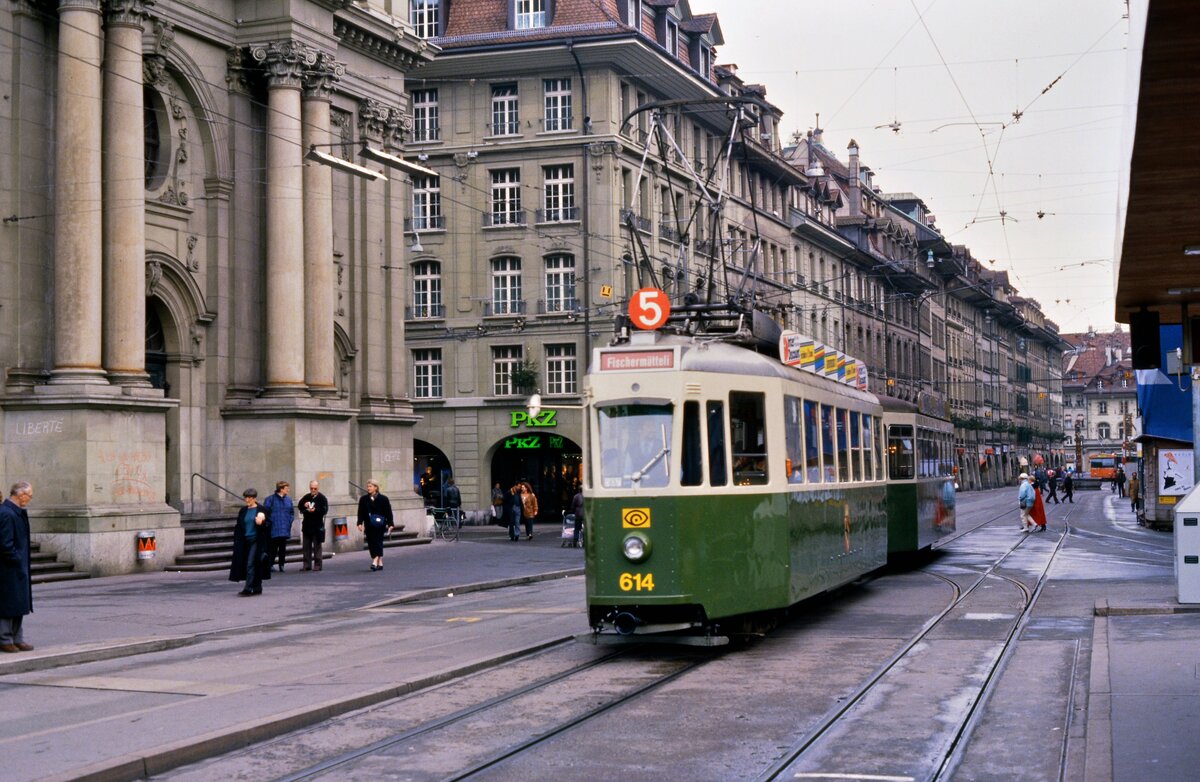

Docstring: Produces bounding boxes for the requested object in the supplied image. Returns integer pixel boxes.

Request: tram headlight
[622,533,651,563]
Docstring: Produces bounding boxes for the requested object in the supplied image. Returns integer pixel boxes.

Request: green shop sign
[510,410,557,428]
[503,434,565,450]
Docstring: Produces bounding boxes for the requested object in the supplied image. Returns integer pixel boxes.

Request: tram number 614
[619,572,655,592]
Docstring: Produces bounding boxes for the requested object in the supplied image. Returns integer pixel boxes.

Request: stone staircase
[30,542,91,585]
[167,513,428,572]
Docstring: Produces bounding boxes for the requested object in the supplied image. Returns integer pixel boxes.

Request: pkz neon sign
[503,434,565,450]
[510,410,557,428]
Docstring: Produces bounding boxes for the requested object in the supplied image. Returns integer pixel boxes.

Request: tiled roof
[442,0,623,40]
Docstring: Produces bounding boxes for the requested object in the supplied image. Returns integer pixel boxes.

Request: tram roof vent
[685,383,703,396]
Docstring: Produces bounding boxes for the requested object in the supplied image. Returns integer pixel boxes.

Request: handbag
[368,513,387,528]
[1019,500,1028,510]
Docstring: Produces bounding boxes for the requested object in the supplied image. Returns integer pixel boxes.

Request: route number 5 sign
[629,288,671,330]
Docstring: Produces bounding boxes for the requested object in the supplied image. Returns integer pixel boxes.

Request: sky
[701,0,1131,335]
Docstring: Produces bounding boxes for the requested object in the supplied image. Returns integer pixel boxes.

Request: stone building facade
[0,0,432,573]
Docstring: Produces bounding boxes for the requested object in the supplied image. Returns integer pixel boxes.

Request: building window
[515,0,546,29]
[546,344,578,395]
[625,0,641,27]
[698,45,712,79]
[543,78,572,131]
[493,345,523,396]
[413,348,442,398]
[1098,422,1111,440]
[1098,401,1108,415]
[491,84,519,136]
[544,254,576,312]
[491,256,523,315]
[411,175,441,230]
[411,261,442,319]
[542,164,575,222]
[411,0,440,39]
[490,169,522,225]
[411,89,439,142]
[665,18,678,57]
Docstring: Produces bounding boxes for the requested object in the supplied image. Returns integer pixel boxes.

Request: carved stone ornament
[143,54,167,86]
[251,40,319,90]
[384,107,412,148]
[146,259,163,296]
[150,15,174,55]
[105,0,153,26]
[357,98,395,143]
[225,47,252,94]
[302,51,345,100]
[186,235,198,270]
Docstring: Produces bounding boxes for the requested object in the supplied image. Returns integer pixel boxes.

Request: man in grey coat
[0,481,35,653]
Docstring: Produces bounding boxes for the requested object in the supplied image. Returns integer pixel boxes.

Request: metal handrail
[349,480,367,495]
[190,472,243,502]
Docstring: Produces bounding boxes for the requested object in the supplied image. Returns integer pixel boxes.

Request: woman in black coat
[357,479,394,571]
[507,484,524,542]
[229,488,271,595]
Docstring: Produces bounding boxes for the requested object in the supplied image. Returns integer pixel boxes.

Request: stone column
[252,40,314,396]
[357,99,392,402]
[51,0,106,384]
[103,0,152,386]
[301,53,343,396]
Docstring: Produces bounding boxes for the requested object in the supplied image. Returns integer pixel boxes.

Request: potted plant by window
[510,359,538,394]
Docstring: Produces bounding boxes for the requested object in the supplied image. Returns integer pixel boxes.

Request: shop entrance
[489,432,582,524]
[414,440,451,508]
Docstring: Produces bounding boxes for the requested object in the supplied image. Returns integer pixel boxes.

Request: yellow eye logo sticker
[622,508,651,528]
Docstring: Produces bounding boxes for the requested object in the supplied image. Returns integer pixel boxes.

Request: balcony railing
[483,210,527,228]
[405,304,446,320]
[695,239,717,257]
[659,223,681,243]
[490,119,521,136]
[619,208,651,233]
[404,215,446,232]
[535,207,580,223]
[543,115,573,132]
[411,125,440,142]
[484,300,527,317]
[537,298,580,315]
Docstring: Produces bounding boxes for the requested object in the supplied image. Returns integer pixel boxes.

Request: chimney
[847,139,861,216]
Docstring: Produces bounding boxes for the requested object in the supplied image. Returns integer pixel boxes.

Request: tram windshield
[597,403,672,489]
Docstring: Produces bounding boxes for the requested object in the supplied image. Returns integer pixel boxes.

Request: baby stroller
[560,512,579,548]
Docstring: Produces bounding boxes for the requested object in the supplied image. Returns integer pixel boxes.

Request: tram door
[490,434,582,523]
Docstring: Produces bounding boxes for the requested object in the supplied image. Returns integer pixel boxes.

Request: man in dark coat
[297,481,329,571]
[443,478,462,528]
[1062,470,1075,503]
[0,481,35,652]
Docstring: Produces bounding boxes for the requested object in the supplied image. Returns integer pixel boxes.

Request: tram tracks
[755,500,1080,782]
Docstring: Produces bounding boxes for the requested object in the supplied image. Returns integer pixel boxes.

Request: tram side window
[836,408,851,482]
[804,400,820,481]
[888,424,915,479]
[861,414,874,481]
[849,411,862,482]
[821,404,837,483]
[873,416,884,479]
[707,401,728,486]
[784,396,805,484]
[918,428,932,477]
[681,401,702,486]
[730,391,768,485]
[597,403,672,489]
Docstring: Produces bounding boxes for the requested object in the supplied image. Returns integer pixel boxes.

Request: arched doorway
[145,305,169,394]
[414,440,451,507]
[145,297,181,507]
[489,434,582,523]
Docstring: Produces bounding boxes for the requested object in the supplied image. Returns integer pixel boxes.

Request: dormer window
[515,0,547,29]
[411,0,440,39]
[626,0,642,28]
[698,45,712,79]
[665,19,678,57]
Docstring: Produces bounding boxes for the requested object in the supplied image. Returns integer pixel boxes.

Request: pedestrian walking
[443,478,462,528]
[0,481,35,652]
[1063,470,1075,503]
[357,479,393,571]
[230,488,271,596]
[1046,469,1060,504]
[1033,466,1047,492]
[1017,473,1036,531]
[419,466,440,508]
[1031,484,1048,532]
[570,484,584,548]
[520,480,539,540]
[1128,473,1140,515]
[262,481,295,572]
[297,481,329,571]
[507,483,523,541]
[1115,468,1127,498]
[491,482,505,523]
